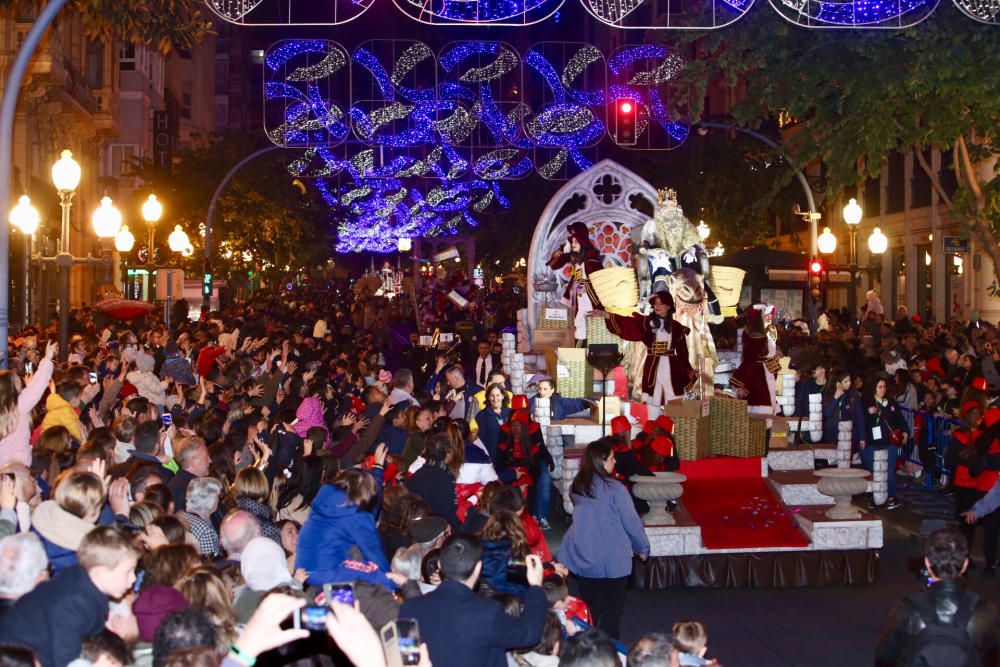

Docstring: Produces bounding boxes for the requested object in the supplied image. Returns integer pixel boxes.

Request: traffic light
[614,98,637,146]
[202,272,213,297]
[809,258,823,300]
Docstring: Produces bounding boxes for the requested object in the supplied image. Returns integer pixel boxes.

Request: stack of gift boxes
[837,420,853,468]
[500,332,527,395]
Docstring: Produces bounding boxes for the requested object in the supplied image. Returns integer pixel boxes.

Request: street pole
[848,226,858,319]
[0,0,71,368]
[203,145,281,314]
[698,122,820,257]
[57,191,74,361]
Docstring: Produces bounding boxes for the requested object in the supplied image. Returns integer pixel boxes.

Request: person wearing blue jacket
[529,378,592,421]
[295,445,395,588]
[821,369,863,445]
[475,383,510,461]
[557,437,649,639]
[965,477,1000,524]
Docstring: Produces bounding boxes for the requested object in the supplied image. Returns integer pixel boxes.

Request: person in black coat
[0,526,139,667]
[405,433,459,528]
[399,534,547,667]
[876,527,999,666]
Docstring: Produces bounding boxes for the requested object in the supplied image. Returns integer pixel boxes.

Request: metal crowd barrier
[900,407,960,488]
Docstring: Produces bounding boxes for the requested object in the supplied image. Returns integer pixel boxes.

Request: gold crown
[657,187,678,206]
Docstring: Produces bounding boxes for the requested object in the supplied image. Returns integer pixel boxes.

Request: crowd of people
[1,277,1000,666]
[0,281,707,667]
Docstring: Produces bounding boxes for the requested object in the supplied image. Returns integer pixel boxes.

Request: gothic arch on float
[525,159,657,334]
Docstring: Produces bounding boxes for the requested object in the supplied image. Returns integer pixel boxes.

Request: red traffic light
[619,101,633,114]
[809,260,823,274]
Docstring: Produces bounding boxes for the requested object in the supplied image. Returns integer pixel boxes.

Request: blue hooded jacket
[295,482,390,586]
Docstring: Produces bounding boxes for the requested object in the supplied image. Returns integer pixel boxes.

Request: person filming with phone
[399,534,547,667]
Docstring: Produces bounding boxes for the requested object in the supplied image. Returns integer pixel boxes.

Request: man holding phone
[400,534,547,667]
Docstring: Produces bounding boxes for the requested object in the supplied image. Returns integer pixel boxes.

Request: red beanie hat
[972,377,990,392]
[650,435,674,458]
[610,416,631,435]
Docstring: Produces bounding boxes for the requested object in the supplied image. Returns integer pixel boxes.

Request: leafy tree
[0,0,213,52]
[132,134,332,285]
[665,4,1000,281]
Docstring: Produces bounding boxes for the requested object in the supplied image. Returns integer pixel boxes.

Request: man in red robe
[603,291,694,419]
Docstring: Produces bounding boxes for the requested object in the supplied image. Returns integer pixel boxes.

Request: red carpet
[679,457,810,550]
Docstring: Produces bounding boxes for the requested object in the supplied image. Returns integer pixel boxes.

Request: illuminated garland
[769,0,938,26]
[210,0,997,26]
[951,0,999,22]
[264,39,690,250]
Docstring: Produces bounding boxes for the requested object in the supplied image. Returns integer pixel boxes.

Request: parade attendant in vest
[948,401,984,564]
[731,304,779,417]
[604,291,694,419]
[547,221,604,343]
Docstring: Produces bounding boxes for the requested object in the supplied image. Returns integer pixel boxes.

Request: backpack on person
[905,590,980,667]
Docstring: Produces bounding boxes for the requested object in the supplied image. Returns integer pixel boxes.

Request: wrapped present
[586,315,623,350]
[538,305,571,330]
[674,416,711,460]
[709,395,750,457]
[589,396,622,424]
[664,398,709,420]
[554,347,594,399]
[770,416,790,449]
[621,401,649,425]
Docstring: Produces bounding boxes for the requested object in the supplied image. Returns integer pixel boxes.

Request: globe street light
[9,195,39,235]
[167,225,190,253]
[817,227,838,255]
[867,227,888,256]
[91,197,123,239]
[141,194,163,265]
[115,224,135,253]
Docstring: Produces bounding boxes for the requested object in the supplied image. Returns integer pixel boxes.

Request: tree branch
[956,135,986,211]
[913,147,953,210]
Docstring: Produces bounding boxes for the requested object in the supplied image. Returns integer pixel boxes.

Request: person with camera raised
[400,534,547,667]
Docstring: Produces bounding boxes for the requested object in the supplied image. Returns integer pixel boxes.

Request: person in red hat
[731,305,779,418]
[547,221,604,343]
[495,410,553,512]
[603,291,694,419]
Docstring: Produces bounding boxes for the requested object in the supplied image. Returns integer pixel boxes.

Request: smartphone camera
[505,558,528,586]
[381,619,421,667]
[293,605,329,632]
[89,372,98,384]
[323,583,355,607]
[161,413,173,427]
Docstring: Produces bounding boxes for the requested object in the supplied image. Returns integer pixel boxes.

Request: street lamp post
[9,195,40,327]
[43,151,120,360]
[141,194,163,299]
[843,198,863,317]
[867,227,888,285]
[115,224,135,296]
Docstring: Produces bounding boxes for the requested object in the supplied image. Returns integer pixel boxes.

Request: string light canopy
[769,0,939,28]
[209,0,1000,24]
[263,39,694,251]
[952,0,1000,22]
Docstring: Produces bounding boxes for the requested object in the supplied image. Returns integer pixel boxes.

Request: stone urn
[814,468,870,520]
[630,472,687,526]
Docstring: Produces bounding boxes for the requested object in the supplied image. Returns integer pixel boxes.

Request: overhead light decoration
[265,39,691,252]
